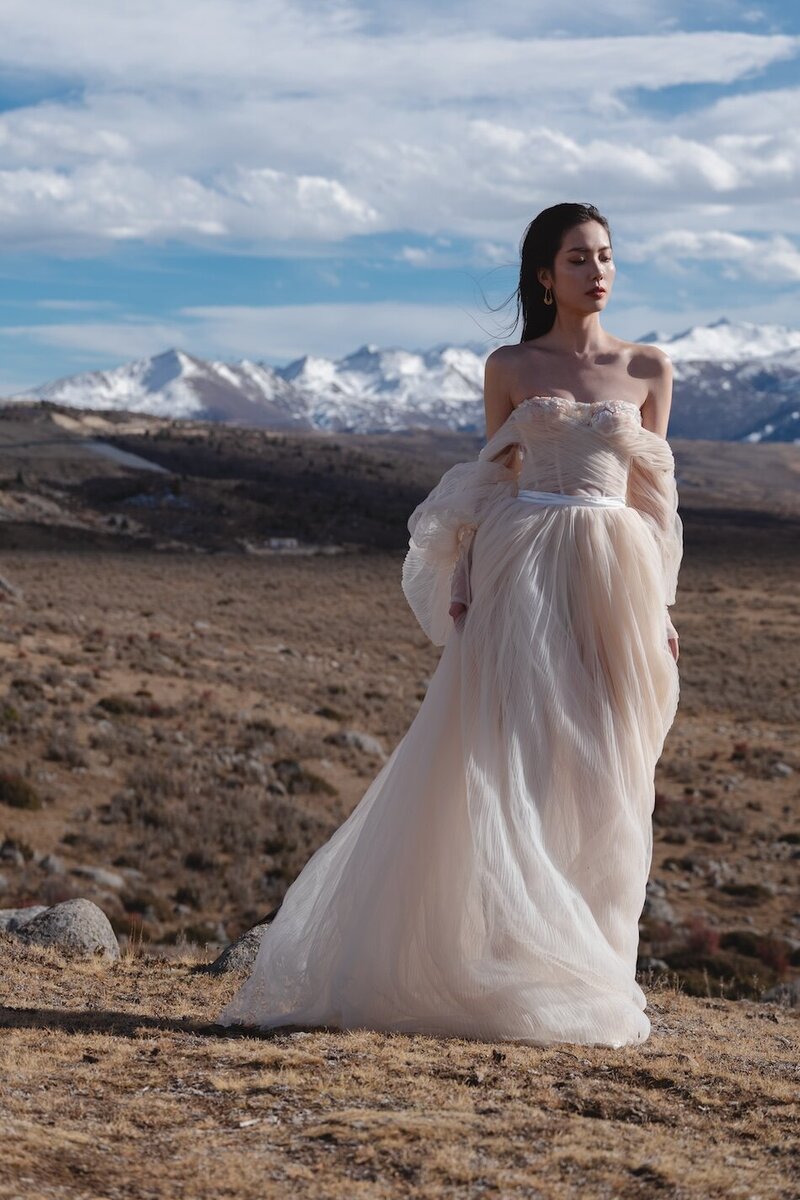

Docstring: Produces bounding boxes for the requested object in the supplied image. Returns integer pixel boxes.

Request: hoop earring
[543,286,553,306]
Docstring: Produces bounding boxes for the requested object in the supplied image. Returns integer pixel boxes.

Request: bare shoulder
[618,338,674,433]
[482,345,521,435]
[484,344,521,374]
[614,335,672,387]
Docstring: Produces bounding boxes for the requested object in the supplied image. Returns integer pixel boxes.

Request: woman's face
[540,220,615,312]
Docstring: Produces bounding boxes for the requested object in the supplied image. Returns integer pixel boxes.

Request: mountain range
[5,318,800,443]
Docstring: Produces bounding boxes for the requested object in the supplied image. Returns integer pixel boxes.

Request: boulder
[201,922,268,976]
[0,906,48,933]
[14,898,120,959]
[761,978,800,1008]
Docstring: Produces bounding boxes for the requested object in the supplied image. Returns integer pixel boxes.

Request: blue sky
[0,0,798,392]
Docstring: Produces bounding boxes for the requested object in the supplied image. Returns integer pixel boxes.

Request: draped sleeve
[625,427,683,616]
[401,420,521,646]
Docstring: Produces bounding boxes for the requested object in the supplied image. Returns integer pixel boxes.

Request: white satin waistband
[517,488,627,508]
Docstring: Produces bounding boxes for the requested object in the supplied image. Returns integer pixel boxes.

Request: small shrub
[245,717,277,735]
[684,916,720,956]
[184,850,217,872]
[44,735,90,769]
[315,705,344,720]
[9,677,43,700]
[754,936,789,977]
[719,882,773,904]
[720,929,760,957]
[0,771,42,810]
[96,695,140,716]
[1,835,34,860]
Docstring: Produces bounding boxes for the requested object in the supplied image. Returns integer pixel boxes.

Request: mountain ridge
[5,319,800,443]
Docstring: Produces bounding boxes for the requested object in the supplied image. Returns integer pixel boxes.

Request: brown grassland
[0,403,798,1198]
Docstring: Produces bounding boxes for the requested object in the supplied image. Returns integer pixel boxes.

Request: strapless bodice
[497,394,644,499]
[511,395,643,424]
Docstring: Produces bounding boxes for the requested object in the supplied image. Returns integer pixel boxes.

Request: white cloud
[0,4,795,95]
[1,300,509,368]
[0,164,225,249]
[0,5,796,254]
[0,160,384,250]
[0,1,797,371]
[179,302,502,359]
[0,319,190,362]
[36,299,118,311]
[625,229,800,282]
[217,167,380,238]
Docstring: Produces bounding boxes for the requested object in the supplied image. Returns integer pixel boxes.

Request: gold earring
[543,286,553,306]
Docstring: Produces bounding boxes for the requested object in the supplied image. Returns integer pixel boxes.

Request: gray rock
[0,574,22,602]
[761,978,800,1008]
[637,956,670,972]
[0,905,48,932]
[328,729,386,758]
[202,922,268,976]
[641,894,676,923]
[40,854,66,875]
[71,864,126,890]
[15,898,120,959]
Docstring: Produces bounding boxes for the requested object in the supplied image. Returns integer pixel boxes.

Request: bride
[216,202,683,1049]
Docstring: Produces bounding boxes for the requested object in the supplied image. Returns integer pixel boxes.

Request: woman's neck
[541,313,607,357]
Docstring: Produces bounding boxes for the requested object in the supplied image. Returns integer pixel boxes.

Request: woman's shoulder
[484,343,524,371]
[616,335,672,374]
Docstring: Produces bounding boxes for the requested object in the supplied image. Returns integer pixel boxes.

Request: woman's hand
[666,608,679,662]
[449,600,468,629]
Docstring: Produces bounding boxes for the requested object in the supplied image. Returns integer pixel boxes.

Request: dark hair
[518,202,612,341]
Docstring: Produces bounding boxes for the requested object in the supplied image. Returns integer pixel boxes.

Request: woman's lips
[587,287,606,296]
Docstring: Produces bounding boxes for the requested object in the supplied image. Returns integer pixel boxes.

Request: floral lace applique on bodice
[511,395,643,427]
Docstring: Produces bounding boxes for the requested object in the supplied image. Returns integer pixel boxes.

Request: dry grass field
[0,402,798,1198]
[2,940,797,1200]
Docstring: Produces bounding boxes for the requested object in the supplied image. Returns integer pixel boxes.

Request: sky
[0,0,798,392]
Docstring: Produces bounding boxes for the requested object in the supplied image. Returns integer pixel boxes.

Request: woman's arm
[632,347,681,661]
[638,346,673,439]
[449,350,522,626]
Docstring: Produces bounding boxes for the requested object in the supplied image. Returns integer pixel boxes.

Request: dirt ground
[0,516,797,988]
[0,401,798,1198]
[1,940,797,1200]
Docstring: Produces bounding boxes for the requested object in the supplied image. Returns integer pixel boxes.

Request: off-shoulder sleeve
[625,429,683,610]
[402,423,521,646]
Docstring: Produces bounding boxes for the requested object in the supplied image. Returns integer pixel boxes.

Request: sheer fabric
[217,396,683,1048]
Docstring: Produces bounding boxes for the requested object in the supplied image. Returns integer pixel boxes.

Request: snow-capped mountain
[5,319,800,443]
[640,317,800,363]
[22,349,308,430]
[279,343,486,431]
[636,319,800,443]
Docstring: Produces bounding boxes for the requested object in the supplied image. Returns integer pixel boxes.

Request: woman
[217,202,683,1049]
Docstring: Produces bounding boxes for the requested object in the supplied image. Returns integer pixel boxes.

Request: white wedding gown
[217,395,683,1048]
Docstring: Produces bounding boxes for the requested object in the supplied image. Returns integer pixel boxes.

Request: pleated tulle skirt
[217,491,680,1048]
